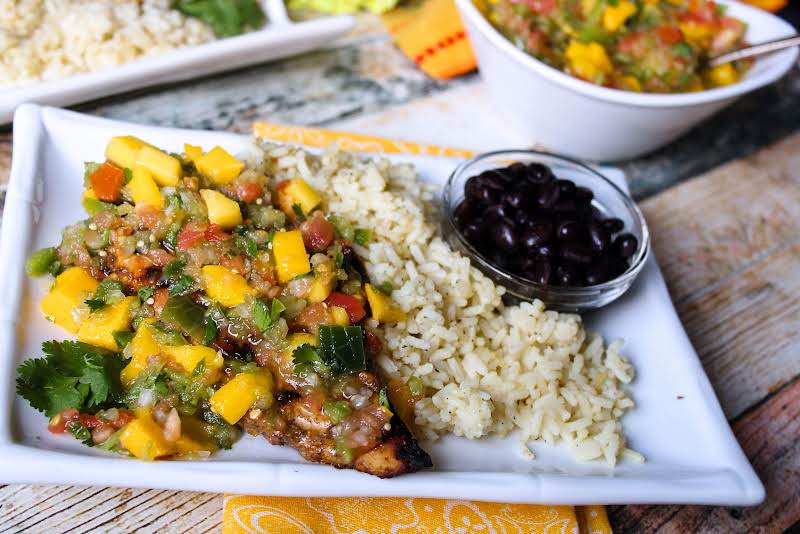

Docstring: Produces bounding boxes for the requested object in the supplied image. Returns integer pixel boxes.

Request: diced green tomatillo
[161,296,208,343]
[26,247,58,276]
[322,400,352,424]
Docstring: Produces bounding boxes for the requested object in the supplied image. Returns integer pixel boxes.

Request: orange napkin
[382,0,477,79]
[223,122,613,534]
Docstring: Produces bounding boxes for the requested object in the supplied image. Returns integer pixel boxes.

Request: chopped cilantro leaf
[85,279,125,312]
[292,344,329,376]
[68,421,94,446]
[203,319,218,345]
[672,42,693,58]
[138,285,155,303]
[168,274,195,296]
[375,281,393,295]
[16,341,125,417]
[253,298,285,332]
[291,203,306,221]
[123,168,133,184]
[113,331,135,349]
[163,259,186,279]
[378,387,390,410]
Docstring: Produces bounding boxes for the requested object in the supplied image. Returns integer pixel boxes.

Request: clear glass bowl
[441,150,650,312]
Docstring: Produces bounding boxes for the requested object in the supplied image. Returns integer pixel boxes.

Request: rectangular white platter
[0,0,353,125]
[0,105,765,505]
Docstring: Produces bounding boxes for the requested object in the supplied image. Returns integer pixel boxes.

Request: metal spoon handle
[708,34,800,68]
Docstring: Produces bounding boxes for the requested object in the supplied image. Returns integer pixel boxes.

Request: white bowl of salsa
[454,0,797,160]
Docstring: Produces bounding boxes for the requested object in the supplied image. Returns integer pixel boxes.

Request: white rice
[249,142,638,465]
[0,0,215,88]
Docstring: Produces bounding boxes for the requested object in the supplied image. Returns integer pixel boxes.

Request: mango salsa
[209,371,275,424]
[272,230,311,283]
[135,145,182,186]
[201,265,255,307]
[77,297,137,351]
[105,136,146,170]
[40,267,99,333]
[162,345,223,382]
[128,166,164,209]
[120,324,162,386]
[277,178,322,217]
[196,146,245,185]
[120,410,175,461]
[365,284,406,323]
[199,189,242,228]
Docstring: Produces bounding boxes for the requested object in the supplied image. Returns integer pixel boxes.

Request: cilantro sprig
[253,298,286,332]
[16,341,126,417]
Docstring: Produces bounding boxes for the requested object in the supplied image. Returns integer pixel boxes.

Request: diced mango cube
[184,143,203,164]
[106,136,146,170]
[128,166,164,209]
[329,306,350,326]
[175,434,215,456]
[307,274,336,303]
[705,63,739,87]
[120,410,175,461]
[77,297,137,351]
[209,371,275,425]
[162,345,224,382]
[201,265,255,307]
[120,324,163,386]
[603,1,636,32]
[196,146,244,185]
[365,284,406,323]
[679,21,713,47]
[199,189,242,228]
[565,40,612,82]
[40,267,99,334]
[272,230,311,283]
[276,178,322,217]
[135,145,182,186]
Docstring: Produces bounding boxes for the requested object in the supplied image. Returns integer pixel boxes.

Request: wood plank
[639,133,800,419]
[609,375,800,533]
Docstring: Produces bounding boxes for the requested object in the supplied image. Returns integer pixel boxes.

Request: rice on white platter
[0,0,215,89]
[246,141,640,465]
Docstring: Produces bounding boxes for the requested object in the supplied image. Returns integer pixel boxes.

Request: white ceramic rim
[455,0,799,108]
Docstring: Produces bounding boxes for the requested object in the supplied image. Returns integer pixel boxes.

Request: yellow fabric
[229,122,613,534]
[382,0,476,80]
[224,496,611,533]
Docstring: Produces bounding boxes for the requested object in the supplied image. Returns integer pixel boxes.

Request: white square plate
[0,105,764,505]
[0,1,352,125]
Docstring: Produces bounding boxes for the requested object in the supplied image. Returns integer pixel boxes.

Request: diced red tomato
[234,181,264,203]
[300,216,335,252]
[177,222,207,251]
[79,414,105,428]
[325,293,366,324]
[219,254,247,274]
[527,31,546,54]
[48,408,80,434]
[113,410,134,429]
[205,224,231,243]
[656,26,683,45]
[618,33,644,55]
[685,0,717,24]
[90,162,125,202]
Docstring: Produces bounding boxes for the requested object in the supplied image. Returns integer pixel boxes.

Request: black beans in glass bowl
[441,150,650,312]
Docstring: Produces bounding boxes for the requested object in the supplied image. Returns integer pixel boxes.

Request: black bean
[503,189,526,210]
[585,261,610,285]
[614,233,638,258]
[506,162,528,181]
[526,163,554,184]
[535,243,556,258]
[608,256,630,277]
[557,179,576,198]
[514,210,533,227]
[560,244,593,264]
[575,186,594,204]
[521,222,553,250]
[454,200,477,224]
[483,204,508,222]
[464,175,482,200]
[537,181,560,208]
[602,218,624,233]
[462,220,484,242]
[527,260,552,285]
[555,264,582,286]
[553,198,576,213]
[556,220,582,242]
[492,217,517,251]
[588,222,610,253]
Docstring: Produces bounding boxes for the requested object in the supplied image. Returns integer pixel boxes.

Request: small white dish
[0,0,353,125]
[0,105,764,505]
[454,0,798,161]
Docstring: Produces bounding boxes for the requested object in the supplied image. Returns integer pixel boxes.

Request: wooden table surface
[0,16,798,534]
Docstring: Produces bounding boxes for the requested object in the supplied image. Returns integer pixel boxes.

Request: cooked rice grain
[249,142,637,464]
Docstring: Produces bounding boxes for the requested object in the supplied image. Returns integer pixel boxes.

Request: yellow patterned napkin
[224,496,611,533]
[224,122,613,534]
